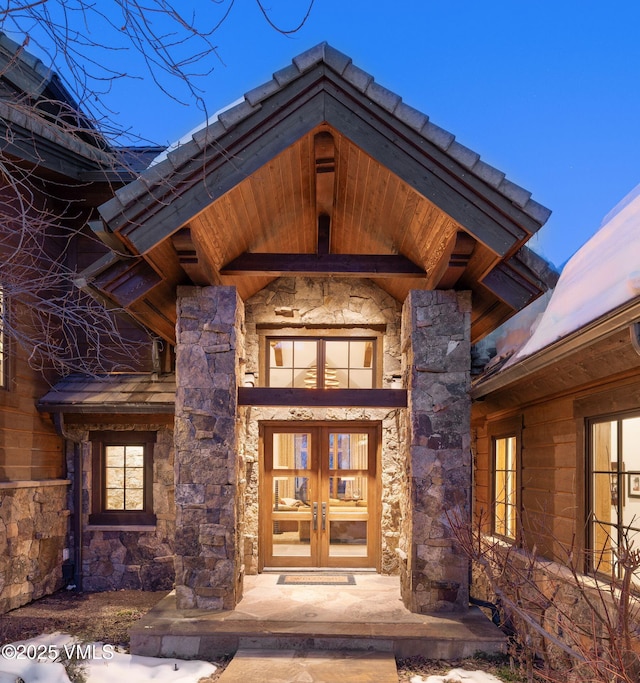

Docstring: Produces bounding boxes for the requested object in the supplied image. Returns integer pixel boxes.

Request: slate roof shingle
[106,41,551,228]
[38,374,176,413]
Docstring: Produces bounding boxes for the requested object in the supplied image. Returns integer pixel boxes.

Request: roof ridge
[103,42,550,230]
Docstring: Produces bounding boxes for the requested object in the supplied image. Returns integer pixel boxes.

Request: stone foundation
[75,426,175,592]
[0,480,70,613]
[174,286,245,610]
[472,547,640,671]
[400,290,472,613]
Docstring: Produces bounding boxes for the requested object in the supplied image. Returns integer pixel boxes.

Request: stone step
[131,599,505,661]
[215,649,399,683]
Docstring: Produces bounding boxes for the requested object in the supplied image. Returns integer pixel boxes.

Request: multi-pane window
[105,444,145,510]
[267,337,376,389]
[493,435,517,540]
[589,413,640,579]
[89,431,156,525]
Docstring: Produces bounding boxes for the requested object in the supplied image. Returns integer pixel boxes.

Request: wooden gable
[81,43,557,344]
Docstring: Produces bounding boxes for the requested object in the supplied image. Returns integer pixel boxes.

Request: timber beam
[481,261,543,310]
[221,212,425,278]
[220,251,425,278]
[171,228,210,286]
[238,387,407,408]
[435,231,476,289]
[314,130,336,218]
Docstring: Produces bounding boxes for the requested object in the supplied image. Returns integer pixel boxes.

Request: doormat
[277,574,356,586]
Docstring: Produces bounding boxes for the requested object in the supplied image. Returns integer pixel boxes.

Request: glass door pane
[325,431,373,566]
[265,431,315,566]
[262,424,378,570]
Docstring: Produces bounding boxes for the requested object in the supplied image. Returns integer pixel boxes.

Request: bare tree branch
[0,0,316,378]
[448,507,640,682]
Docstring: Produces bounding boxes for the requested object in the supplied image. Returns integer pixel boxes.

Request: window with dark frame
[266,337,377,389]
[89,431,156,526]
[492,434,518,540]
[588,412,640,580]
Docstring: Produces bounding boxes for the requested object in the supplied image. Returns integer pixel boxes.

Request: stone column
[400,290,471,613]
[174,286,245,610]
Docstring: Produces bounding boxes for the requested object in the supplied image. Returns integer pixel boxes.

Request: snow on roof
[505,183,640,365]
[148,98,244,167]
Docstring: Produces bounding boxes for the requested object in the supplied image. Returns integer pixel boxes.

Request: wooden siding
[474,397,578,562]
[473,422,491,533]
[0,345,63,481]
[520,397,577,559]
[472,326,640,565]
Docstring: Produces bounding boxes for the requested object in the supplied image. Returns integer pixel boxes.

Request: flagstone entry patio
[130,574,505,660]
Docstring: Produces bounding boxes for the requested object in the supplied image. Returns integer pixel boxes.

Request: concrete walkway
[216,649,399,682]
[130,573,505,660]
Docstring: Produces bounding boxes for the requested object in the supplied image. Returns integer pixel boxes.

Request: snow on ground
[0,634,508,683]
[410,669,504,683]
[0,634,216,683]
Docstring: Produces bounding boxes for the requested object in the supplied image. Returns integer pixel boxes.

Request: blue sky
[8,1,640,268]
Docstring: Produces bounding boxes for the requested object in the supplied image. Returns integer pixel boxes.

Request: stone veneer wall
[71,425,175,592]
[400,290,471,613]
[174,286,245,610]
[242,277,403,574]
[0,480,70,613]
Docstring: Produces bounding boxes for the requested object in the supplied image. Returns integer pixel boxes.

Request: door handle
[322,502,327,531]
[312,502,318,531]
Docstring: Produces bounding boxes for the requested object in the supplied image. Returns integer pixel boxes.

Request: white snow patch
[507,182,640,365]
[149,97,245,167]
[410,669,505,683]
[0,634,216,683]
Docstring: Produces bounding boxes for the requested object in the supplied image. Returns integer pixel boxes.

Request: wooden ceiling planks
[174,125,522,336]
[94,120,549,341]
[185,137,316,277]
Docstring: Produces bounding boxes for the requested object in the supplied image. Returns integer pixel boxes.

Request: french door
[261,423,379,569]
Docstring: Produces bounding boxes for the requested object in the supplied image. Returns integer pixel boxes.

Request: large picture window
[89,431,156,526]
[589,413,640,578]
[266,336,377,389]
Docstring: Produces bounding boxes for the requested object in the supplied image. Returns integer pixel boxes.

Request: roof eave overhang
[82,43,554,339]
[471,297,640,399]
[37,403,175,414]
[96,57,549,260]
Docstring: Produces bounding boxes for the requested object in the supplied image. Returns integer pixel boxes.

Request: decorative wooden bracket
[481,261,542,310]
[91,257,162,308]
[171,228,210,285]
[435,231,476,289]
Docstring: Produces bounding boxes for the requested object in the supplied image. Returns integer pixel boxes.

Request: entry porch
[130,573,505,660]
